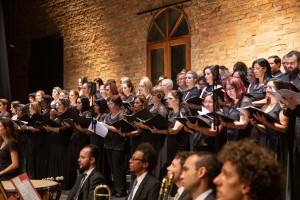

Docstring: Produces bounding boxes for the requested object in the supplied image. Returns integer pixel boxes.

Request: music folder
[269,89,300,106]
[186,96,203,105]
[237,106,279,123]
[124,108,154,122]
[140,114,173,130]
[207,111,235,123]
[58,107,79,120]
[111,119,136,133]
[175,116,211,128]
[122,100,134,109]
[35,118,61,128]
[273,81,300,93]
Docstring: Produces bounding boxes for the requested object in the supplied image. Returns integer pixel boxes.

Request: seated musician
[126,143,160,200]
[67,144,105,200]
[180,152,220,200]
[167,151,192,200]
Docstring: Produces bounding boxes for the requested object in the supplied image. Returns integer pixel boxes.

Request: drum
[1,180,61,200]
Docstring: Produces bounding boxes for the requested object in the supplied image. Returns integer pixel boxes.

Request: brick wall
[5,0,300,101]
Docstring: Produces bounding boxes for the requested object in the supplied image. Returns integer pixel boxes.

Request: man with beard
[67,144,105,200]
[280,50,300,87]
[280,50,300,200]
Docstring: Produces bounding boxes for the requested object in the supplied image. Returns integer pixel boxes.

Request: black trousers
[106,148,127,195]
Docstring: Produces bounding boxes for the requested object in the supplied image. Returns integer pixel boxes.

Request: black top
[0,139,19,180]
[223,96,252,141]
[104,111,126,150]
[183,86,201,101]
[248,83,266,102]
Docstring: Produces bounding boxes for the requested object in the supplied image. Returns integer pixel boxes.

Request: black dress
[0,139,20,181]
[193,116,219,153]
[263,103,291,200]
[104,111,127,195]
[223,96,252,142]
[89,113,112,188]
[48,120,73,189]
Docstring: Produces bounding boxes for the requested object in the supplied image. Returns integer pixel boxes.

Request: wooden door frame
[147,36,191,79]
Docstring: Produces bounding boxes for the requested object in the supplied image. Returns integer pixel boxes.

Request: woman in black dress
[220,77,252,142]
[186,93,224,153]
[43,99,73,189]
[248,58,272,107]
[251,79,290,199]
[104,95,127,197]
[150,90,192,178]
[0,118,19,181]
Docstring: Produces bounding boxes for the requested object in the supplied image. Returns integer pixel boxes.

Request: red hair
[223,77,246,103]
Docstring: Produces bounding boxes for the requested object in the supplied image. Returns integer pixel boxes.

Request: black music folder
[111,119,136,133]
[63,117,93,129]
[237,106,279,123]
[124,108,154,122]
[122,100,134,109]
[207,111,235,123]
[35,118,61,128]
[186,97,204,105]
[140,114,173,130]
[270,89,300,105]
[274,81,300,93]
[175,116,211,128]
[58,107,79,120]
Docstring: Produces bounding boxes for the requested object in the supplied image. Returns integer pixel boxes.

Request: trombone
[158,173,174,200]
[93,184,111,200]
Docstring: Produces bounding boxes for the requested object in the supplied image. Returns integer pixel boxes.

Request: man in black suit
[279,50,300,200]
[167,151,192,200]
[67,144,105,200]
[126,143,160,200]
[181,152,220,200]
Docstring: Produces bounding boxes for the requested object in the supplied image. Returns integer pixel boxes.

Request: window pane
[148,25,164,42]
[171,18,189,38]
[171,44,186,86]
[155,11,166,35]
[151,48,164,84]
[169,9,181,34]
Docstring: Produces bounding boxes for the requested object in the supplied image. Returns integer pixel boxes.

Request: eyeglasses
[167,97,174,101]
[225,87,235,92]
[253,67,263,71]
[130,157,144,162]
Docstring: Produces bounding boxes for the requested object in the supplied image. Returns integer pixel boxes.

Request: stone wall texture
[4,0,300,101]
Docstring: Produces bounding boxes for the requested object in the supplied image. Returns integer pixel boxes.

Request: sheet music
[88,120,108,138]
[10,173,42,200]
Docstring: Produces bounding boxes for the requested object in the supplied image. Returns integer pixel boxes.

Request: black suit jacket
[67,169,105,200]
[178,190,192,200]
[126,173,160,200]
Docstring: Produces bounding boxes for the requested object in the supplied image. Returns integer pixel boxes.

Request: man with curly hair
[213,139,284,200]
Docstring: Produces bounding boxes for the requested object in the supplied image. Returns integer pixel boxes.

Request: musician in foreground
[126,143,160,200]
[167,151,192,200]
[67,144,105,200]
[180,152,220,200]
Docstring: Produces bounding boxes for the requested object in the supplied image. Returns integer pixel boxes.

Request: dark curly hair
[217,139,284,200]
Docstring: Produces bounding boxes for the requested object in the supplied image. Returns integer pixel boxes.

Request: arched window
[147,7,191,85]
